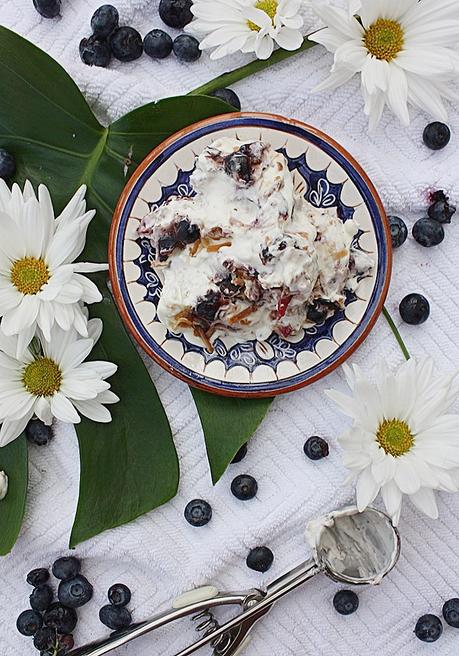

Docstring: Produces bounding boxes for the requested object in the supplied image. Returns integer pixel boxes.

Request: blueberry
[415,614,443,642]
[26,419,53,446]
[79,35,112,68]
[30,584,53,612]
[231,443,248,464]
[157,235,176,261]
[99,604,132,630]
[306,302,328,323]
[173,35,201,63]
[388,215,408,248]
[428,199,456,224]
[43,603,77,634]
[52,556,81,580]
[58,575,93,608]
[442,598,459,628]
[33,0,61,19]
[91,5,119,38]
[423,122,451,150]
[209,88,241,111]
[110,27,143,62]
[0,148,16,179]
[303,436,329,461]
[333,590,359,615]
[58,634,75,654]
[144,29,173,60]
[159,0,193,28]
[184,499,212,527]
[399,293,430,325]
[33,627,56,651]
[246,547,274,573]
[108,583,132,607]
[175,219,200,244]
[195,290,222,323]
[412,217,444,247]
[224,152,251,183]
[27,567,50,587]
[231,474,258,501]
[16,610,43,636]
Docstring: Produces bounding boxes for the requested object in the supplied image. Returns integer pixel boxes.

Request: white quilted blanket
[1,1,459,655]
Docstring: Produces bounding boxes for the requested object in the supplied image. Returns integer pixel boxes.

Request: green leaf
[0,436,28,556]
[0,26,232,547]
[70,278,179,547]
[191,389,273,484]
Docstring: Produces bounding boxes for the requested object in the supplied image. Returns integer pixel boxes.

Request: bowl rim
[109,111,392,398]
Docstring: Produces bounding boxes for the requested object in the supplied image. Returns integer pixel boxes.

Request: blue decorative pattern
[114,116,390,395]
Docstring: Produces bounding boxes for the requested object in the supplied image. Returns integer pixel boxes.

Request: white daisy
[309,0,459,129]
[0,180,108,356]
[0,319,119,447]
[186,0,304,60]
[327,358,459,524]
[0,471,7,500]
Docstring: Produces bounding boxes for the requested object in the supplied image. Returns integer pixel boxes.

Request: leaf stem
[382,306,410,361]
[188,38,317,97]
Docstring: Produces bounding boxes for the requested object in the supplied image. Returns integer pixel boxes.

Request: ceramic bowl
[109,113,391,397]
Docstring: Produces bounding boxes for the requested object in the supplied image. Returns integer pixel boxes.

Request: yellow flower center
[376,418,414,457]
[364,18,404,61]
[247,0,278,32]
[23,358,62,397]
[10,257,50,295]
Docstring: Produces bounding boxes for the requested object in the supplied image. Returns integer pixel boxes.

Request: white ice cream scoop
[67,506,400,656]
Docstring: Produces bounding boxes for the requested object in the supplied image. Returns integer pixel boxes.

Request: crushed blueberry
[224,152,251,184]
[27,568,50,587]
[33,626,56,651]
[80,35,112,68]
[26,419,53,446]
[175,219,200,244]
[44,603,77,635]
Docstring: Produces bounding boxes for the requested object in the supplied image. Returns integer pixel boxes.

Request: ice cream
[138,138,373,350]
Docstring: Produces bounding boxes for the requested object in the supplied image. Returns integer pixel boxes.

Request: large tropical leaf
[0,26,233,548]
[0,435,28,556]
[192,390,273,484]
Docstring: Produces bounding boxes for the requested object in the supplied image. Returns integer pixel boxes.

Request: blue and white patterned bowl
[110,113,391,397]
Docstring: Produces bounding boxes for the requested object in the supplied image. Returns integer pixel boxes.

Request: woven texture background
[1,1,459,655]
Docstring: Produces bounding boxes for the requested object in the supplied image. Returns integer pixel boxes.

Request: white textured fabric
[1,1,459,655]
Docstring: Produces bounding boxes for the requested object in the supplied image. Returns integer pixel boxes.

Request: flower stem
[188,39,317,97]
[382,306,410,361]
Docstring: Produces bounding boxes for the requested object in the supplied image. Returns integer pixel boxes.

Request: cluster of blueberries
[16,557,92,654]
[17,555,134,654]
[389,184,455,328]
[79,2,201,67]
[184,435,329,574]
